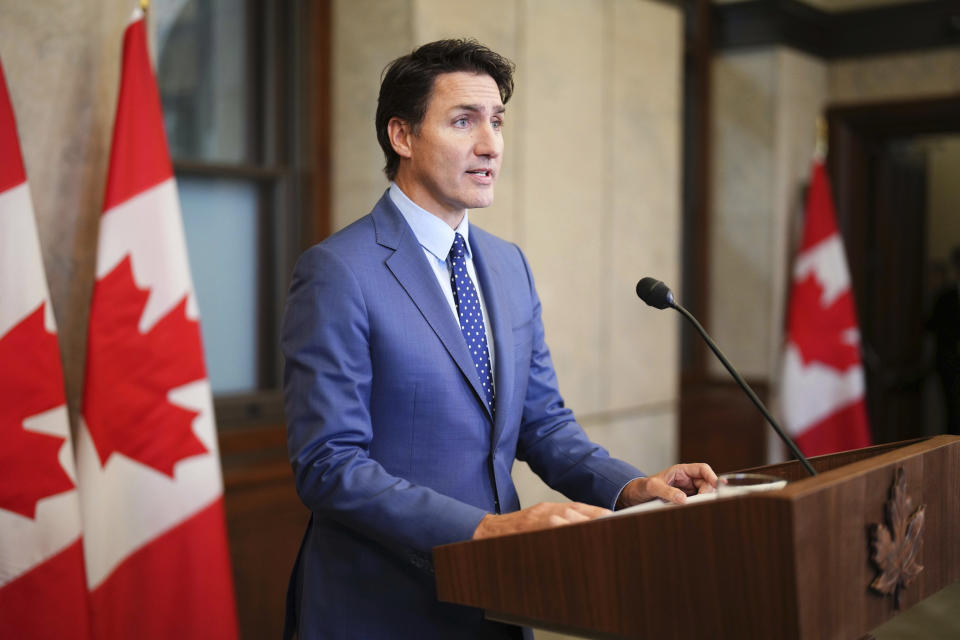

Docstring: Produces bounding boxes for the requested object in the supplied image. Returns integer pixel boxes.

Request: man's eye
[492,119,503,130]
[454,117,469,127]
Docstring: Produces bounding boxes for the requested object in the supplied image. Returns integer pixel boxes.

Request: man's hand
[472,502,610,540]
[616,463,718,509]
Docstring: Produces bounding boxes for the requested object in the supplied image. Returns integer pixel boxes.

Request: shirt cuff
[612,475,645,510]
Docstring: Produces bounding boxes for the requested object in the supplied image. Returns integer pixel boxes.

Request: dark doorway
[827,95,960,444]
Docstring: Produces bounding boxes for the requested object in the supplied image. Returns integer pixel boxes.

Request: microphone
[636,277,817,477]
[636,277,674,309]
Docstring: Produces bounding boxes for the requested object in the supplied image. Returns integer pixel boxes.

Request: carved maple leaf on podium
[869,467,925,608]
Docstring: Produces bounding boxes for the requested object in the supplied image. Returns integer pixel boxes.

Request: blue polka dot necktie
[449,232,495,412]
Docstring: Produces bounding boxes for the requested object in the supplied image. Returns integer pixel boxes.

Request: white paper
[603,490,717,518]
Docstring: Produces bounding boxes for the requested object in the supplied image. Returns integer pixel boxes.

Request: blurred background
[1,0,958,636]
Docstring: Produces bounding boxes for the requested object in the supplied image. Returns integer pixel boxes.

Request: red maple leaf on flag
[0,304,74,519]
[787,272,861,371]
[83,256,208,476]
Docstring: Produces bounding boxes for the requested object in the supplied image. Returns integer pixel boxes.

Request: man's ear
[387,117,413,159]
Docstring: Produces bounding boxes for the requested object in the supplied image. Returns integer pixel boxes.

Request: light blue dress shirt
[388,183,496,376]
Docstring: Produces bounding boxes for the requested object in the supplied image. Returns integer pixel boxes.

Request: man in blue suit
[282,39,717,639]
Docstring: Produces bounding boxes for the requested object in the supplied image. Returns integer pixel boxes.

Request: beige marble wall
[829,47,960,103]
[332,0,685,521]
[709,47,829,380]
[521,0,608,417]
[709,50,778,379]
[607,0,683,412]
[0,0,131,424]
[331,0,413,230]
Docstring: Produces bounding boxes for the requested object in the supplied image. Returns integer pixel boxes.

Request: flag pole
[815,115,828,162]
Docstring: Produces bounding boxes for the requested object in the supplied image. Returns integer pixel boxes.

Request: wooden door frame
[826,94,960,307]
[826,94,960,442]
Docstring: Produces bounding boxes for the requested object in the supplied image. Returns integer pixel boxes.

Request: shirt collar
[389,182,471,261]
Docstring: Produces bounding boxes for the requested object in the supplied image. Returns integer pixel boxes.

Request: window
[155,0,322,425]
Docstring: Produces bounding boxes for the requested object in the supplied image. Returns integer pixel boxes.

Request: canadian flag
[781,160,872,456]
[78,10,238,638]
[0,58,93,640]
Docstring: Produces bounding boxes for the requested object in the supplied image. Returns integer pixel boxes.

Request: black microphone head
[636,277,674,309]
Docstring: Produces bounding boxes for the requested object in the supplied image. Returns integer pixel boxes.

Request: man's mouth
[466,169,492,178]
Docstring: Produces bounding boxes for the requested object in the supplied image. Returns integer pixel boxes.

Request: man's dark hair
[376,39,515,181]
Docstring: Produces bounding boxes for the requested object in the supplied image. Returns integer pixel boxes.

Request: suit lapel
[373,195,494,422]
[470,230,515,446]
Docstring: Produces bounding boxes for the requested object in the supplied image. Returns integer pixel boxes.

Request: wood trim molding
[825,94,960,278]
[681,0,714,375]
[680,378,770,472]
[714,0,960,59]
[827,94,960,137]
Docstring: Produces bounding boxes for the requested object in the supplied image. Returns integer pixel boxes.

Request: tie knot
[449,232,467,262]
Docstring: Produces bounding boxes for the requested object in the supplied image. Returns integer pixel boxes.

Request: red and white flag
[78,10,238,638]
[781,159,872,456]
[0,59,93,639]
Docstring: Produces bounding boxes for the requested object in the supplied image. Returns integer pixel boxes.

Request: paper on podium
[603,490,717,518]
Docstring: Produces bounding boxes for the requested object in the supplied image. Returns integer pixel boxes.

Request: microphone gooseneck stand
[636,277,817,477]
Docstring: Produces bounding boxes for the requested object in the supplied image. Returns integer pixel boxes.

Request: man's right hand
[472,502,610,539]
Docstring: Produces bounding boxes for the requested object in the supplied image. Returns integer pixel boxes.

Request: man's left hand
[616,463,718,509]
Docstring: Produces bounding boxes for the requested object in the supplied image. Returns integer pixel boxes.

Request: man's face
[391,71,505,224]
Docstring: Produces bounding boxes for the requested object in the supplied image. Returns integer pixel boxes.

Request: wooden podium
[433,435,960,639]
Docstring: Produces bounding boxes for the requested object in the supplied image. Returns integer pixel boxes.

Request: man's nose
[474,123,501,157]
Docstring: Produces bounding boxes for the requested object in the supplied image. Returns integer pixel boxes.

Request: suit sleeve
[282,245,488,555]
[512,247,645,509]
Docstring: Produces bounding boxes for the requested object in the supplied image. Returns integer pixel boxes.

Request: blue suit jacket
[282,193,643,639]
